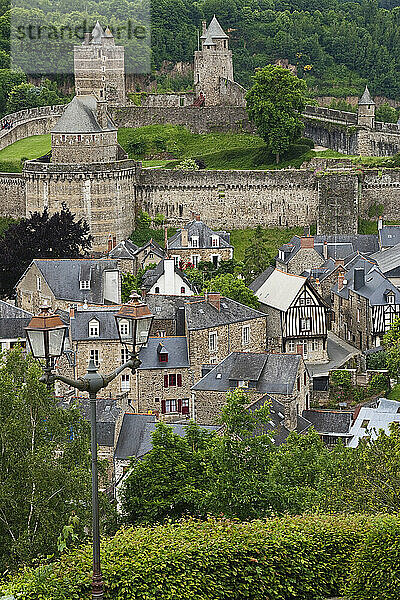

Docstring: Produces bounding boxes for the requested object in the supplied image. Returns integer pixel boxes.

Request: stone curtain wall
[109,106,254,134]
[317,173,359,235]
[360,169,400,221]
[136,168,318,229]
[0,174,25,218]
[303,118,359,154]
[0,105,66,151]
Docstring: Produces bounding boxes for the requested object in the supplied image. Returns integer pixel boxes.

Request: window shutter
[161,399,166,414]
[177,399,182,413]
[182,400,189,415]
[177,374,182,387]
[164,374,168,388]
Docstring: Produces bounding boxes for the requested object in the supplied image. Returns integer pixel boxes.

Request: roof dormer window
[190,236,199,248]
[88,319,99,337]
[212,235,219,247]
[157,342,168,363]
[80,280,90,290]
[388,293,395,304]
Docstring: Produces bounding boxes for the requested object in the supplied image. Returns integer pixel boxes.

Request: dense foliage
[0,203,92,298]
[2,513,399,600]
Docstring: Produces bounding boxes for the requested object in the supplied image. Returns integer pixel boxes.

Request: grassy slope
[229,226,308,262]
[0,134,51,160]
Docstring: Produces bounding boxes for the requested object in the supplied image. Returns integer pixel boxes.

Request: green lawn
[387,384,400,401]
[229,226,313,262]
[0,134,51,160]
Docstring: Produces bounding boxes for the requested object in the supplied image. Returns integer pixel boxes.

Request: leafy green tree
[204,273,260,309]
[6,81,66,113]
[376,102,398,123]
[0,203,92,299]
[246,65,309,163]
[383,317,400,381]
[0,348,93,570]
[121,263,156,302]
[242,225,275,283]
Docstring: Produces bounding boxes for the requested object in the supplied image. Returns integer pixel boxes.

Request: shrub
[346,515,400,600]
[1,514,378,600]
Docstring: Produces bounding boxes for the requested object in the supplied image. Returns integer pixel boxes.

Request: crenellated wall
[0,105,66,151]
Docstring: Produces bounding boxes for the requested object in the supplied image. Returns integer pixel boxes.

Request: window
[157,330,166,337]
[212,235,219,247]
[300,318,311,331]
[238,380,248,388]
[306,297,312,305]
[182,398,189,415]
[299,298,305,306]
[209,331,217,352]
[159,353,168,363]
[77,134,82,142]
[361,419,370,429]
[304,372,307,385]
[190,236,199,248]
[155,286,160,294]
[192,255,200,268]
[121,347,129,365]
[89,319,99,338]
[357,308,361,323]
[311,339,318,351]
[169,374,177,387]
[165,399,177,413]
[149,253,153,259]
[302,341,308,358]
[121,374,130,391]
[181,287,186,294]
[36,276,41,291]
[80,280,90,290]
[179,97,185,107]
[119,320,129,337]
[287,341,295,352]
[297,377,301,391]
[155,306,161,313]
[173,255,180,267]
[211,255,219,268]
[90,349,99,366]
[388,294,395,304]
[242,325,250,346]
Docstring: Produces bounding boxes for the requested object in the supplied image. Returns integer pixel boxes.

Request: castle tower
[357,86,375,128]
[51,95,119,164]
[74,22,125,105]
[194,16,234,105]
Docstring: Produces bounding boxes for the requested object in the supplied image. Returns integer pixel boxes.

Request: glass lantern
[25,304,68,360]
[115,293,154,352]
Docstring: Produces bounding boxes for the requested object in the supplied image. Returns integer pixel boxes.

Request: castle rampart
[0,105,66,151]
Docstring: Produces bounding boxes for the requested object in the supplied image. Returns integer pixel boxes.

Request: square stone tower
[74,22,125,105]
[194,16,234,106]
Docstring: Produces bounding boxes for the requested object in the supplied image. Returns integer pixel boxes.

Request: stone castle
[1,17,400,250]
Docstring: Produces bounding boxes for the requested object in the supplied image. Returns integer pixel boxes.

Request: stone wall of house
[282,247,325,276]
[170,247,233,265]
[194,388,262,425]
[51,130,119,164]
[150,319,177,337]
[16,263,57,313]
[133,367,192,417]
[332,290,371,350]
[23,160,137,252]
[0,174,26,218]
[109,105,253,133]
[187,316,267,382]
[218,78,246,107]
[137,168,319,229]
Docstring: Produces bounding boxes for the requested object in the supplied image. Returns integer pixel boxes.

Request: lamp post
[25,296,154,600]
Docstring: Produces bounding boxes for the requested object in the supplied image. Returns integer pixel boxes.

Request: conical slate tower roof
[91,21,104,44]
[359,86,375,105]
[205,15,229,39]
[104,26,114,38]
[51,96,117,134]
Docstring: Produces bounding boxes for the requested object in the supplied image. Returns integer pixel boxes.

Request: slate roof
[379,225,400,248]
[21,259,120,304]
[141,260,196,293]
[250,269,306,312]
[52,95,117,134]
[248,395,312,445]
[0,300,32,319]
[371,243,400,275]
[276,235,379,265]
[168,220,232,250]
[58,397,120,446]
[205,15,229,39]
[192,352,302,395]
[70,307,120,341]
[359,86,375,105]
[0,301,32,341]
[91,21,105,44]
[108,239,139,260]
[138,337,190,369]
[333,256,400,305]
[145,294,203,320]
[115,414,218,460]
[185,296,265,330]
[303,409,353,435]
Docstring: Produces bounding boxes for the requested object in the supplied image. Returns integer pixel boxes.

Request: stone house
[141,258,197,296]
[250,268,329,363]
[109,239,165,274]
[332,256,400,350]
[0,300,31,351]
[16,259,121,314]
[378,221,400,250]
[167,217,233,268]
[191,351,310,427]
[275,234,378,276]
[303,408,353,447]
[184,292,267,381]
[371,242,400,288]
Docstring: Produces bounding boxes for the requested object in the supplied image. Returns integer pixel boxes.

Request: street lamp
[25,297,153,600]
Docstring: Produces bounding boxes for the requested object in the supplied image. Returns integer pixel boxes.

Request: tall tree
[203,273,260,309]
[0,348,94,570]
[0,203,92,298]
[242,225,275,283]
[246,65,309,163]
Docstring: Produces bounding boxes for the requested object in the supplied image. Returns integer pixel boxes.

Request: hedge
[0,514,392,600]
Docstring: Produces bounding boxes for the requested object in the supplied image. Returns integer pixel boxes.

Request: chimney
[354,268,365,291]
[208,292,221,311]
[338,273,344,291]
[323,240,328,260]
[83,32,90,45]
[378,216,383,231]
[335,258,344,268]
[191,212,200,221]
[300,236,314,249]
[181,228,188,247]
[96,100,108,129]
[202,20,207,35]
[303,225,310,237]
[69,306,75,319]
[314,278,321,294]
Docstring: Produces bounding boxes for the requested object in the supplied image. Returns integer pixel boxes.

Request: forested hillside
[0,0,399,108]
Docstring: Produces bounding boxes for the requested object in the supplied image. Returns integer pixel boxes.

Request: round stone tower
[357,86,375,129]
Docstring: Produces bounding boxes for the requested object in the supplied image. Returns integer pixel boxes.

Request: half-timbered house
[250,268,329,362]
[332,256,400,350]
